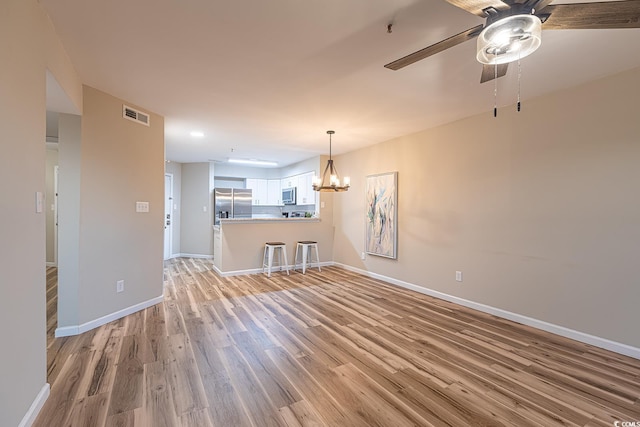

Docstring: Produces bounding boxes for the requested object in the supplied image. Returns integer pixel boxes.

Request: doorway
[164,173,174,260]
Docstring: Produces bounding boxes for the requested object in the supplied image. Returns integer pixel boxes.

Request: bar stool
[294,241,321,274]
[262,242,289,278]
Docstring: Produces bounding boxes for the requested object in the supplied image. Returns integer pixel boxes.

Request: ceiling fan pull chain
[494,62,498,118]
[517,55,522,112]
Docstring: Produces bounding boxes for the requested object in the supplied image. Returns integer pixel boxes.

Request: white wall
[213,156,320,180]
[165,161,182,256]
[334,66,640,350]
[0,1,82,425]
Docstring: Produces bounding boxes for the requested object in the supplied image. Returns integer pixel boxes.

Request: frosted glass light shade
[476,14,542,65]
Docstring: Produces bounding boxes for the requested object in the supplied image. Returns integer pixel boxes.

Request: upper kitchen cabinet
[296,172,315,205]
[281,176,296,190]
[246,178,268,205]
[267,179,281,205]
[247,178,282,206]
[280,171,316,205]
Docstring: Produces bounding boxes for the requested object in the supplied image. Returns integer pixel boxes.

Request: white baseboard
[335,263,640,360]
[18,383,50,427]
[178,253,213,259]
[55,295,164,338]
[214,261,333,277]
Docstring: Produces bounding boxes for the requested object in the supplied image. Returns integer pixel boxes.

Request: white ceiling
[41,0,640,167]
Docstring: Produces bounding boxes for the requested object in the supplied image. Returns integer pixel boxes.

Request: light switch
[136,201,150,213]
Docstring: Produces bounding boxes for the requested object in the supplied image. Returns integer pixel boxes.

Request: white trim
[55,295,164,337]
[18,383,50,427]
[53,165,58,266]
[164,173,173,261]
[335,263,640,360]
[213,261,333,277]
[214,265,262,277]
[179,253,213,259]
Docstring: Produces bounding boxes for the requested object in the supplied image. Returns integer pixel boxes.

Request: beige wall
[218,220,334,273]
[180,162,215,255]
[57,87,164,330]
[57,113,82,328]
[334,67,640,348]
[76,86,164,325]
[0,1,82,425]
[46,148,59,264]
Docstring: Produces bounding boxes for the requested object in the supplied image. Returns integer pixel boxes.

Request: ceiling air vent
[122,105,150,127]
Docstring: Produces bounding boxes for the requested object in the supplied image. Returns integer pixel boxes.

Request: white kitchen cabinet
[279,172,316,205]
[281,176,296,190]
[296,172,315,205]
[246,178,268,205]
[267,179,282,205]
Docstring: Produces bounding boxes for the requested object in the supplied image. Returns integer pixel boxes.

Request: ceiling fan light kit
[384,0,640,84]
[313,130,350,192]
[476,14,542,65]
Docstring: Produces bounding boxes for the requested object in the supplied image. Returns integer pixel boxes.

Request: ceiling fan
[385,0,640,83]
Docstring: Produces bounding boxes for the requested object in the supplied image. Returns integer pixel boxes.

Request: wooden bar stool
[294,241,321,274]
[262,242,289,278]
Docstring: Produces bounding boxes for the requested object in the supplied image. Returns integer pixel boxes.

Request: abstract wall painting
[365,172,398,259]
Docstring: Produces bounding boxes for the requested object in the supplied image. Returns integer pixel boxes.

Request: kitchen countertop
[219,217,320,224]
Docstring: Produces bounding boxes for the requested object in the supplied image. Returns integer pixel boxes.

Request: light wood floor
[36,259,640,426]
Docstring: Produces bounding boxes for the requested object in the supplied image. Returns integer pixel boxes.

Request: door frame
[164,173,174,260]
[53,165,59,266]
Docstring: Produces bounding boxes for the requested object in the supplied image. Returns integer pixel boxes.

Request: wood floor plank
[65,392,111,427]
[107,334,149,415]
[201,372,253,427]
[141,360,180,427]
[165,333,209,416]
[218,344,286,427]
[35,259,640,427]
[279,400,325,427]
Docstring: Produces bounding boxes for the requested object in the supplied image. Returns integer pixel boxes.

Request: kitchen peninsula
[213,216,333,275]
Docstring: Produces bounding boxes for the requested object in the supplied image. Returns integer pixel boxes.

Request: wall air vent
[122,105,150,126]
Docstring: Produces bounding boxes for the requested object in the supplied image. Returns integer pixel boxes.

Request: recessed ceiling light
[190,131,204,138]
[228,158,278,167]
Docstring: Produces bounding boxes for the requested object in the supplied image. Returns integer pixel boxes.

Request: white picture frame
[365,171,398,259]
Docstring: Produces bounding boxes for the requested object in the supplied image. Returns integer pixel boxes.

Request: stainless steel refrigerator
[214,188,252,225]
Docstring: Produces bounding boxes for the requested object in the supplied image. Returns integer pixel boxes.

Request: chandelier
[312,130,350,192]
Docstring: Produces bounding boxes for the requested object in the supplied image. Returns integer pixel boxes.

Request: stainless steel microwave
[282,187,296,205]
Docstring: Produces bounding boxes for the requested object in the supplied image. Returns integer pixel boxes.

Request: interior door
[164,173,173,260]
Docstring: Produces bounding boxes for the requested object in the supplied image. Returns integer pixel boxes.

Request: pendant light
[312,130,350,192]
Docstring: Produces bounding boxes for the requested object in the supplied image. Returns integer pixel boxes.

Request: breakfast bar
[213,217,333,275]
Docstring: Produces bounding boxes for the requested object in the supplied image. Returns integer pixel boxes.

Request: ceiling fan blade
[480,63,509,83]
[444,0,510,17]
[384,25,483,70]
[541,0,640,29]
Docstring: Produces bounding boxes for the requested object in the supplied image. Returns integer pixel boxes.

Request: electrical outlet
[361,252,366,260]
[455,271,463,282]
[116,280,124,293]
